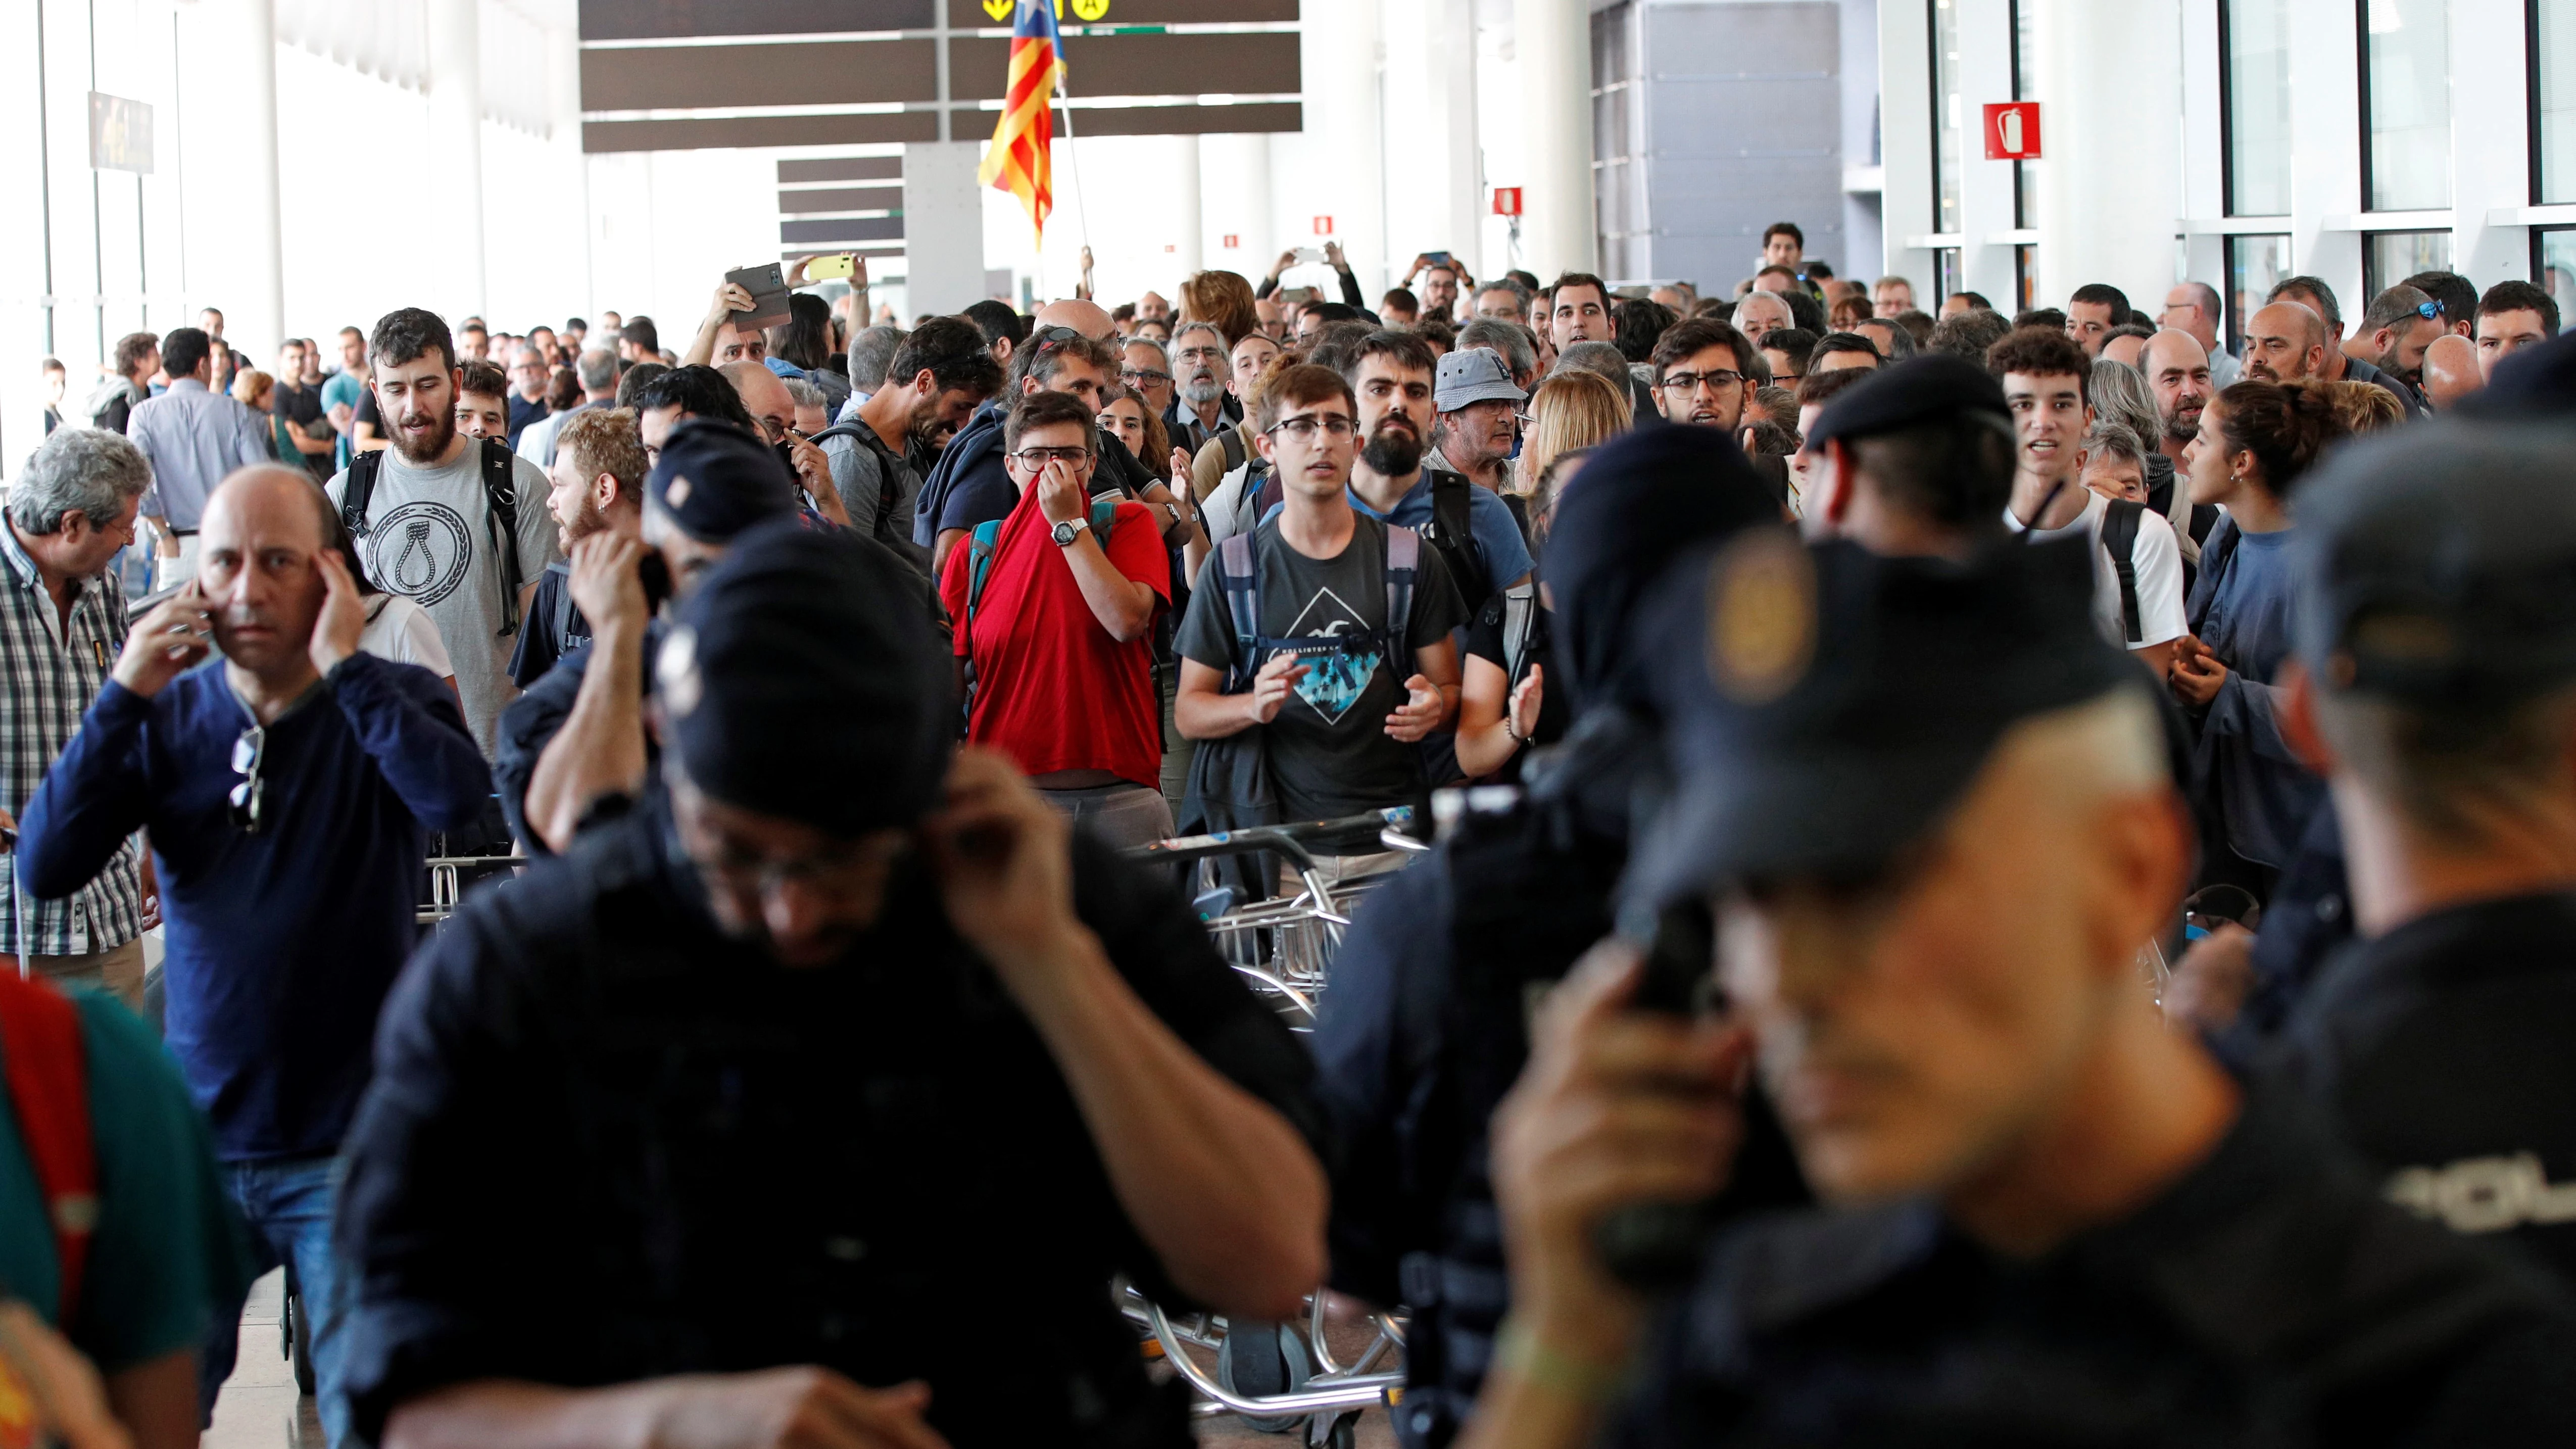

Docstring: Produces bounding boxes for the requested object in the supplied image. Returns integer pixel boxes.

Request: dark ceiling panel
[582,40,940,110]
[777,156,904,182]
[946,0,1297,25]
[581,0,934,40]
[582,112,942,152]
[948,32,1298,99]
[1024,101,1303,135]
[783,216,908,244]
[779,185,902,212]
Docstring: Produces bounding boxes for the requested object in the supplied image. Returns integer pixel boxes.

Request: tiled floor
[202,1271,325,1448]
[193,1276,1395,1449]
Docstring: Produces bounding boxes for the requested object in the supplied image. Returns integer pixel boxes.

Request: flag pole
[1053,61,1093,264]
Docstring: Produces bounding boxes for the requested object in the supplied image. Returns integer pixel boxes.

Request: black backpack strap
[2100,499,2145,646]
[547,561,576,643]
[813,421,908,544]
[481,438,525,638]
[342,449,382,535]
[1220,426,1247,474]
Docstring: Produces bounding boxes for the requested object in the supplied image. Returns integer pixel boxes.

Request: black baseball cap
[658,520,954,835]
[647,419,799,542]
[1804,353,2011,452]
[2293,422,2576,711]
[1624,534,2142,909]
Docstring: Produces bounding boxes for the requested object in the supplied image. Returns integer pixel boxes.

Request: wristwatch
[1051,518,1086,547]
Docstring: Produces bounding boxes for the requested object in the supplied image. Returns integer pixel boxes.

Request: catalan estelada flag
[978,0,1065,245]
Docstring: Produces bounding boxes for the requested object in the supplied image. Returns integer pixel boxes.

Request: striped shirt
[0,523,141,955]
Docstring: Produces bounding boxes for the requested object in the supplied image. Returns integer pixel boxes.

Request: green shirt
[0,992,256,1370]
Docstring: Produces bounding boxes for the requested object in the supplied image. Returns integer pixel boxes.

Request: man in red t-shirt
[940,390,1175,847]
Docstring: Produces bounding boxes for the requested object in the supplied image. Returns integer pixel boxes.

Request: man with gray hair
[836,323,908,421]
[515,347,620,468]
[0,428,154,1003]
[1457,318,1539,390]
[1163,320,1241,456]
[1473,277,1534,326]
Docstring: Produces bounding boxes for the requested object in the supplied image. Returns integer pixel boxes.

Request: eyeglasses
[1660,369,1746,393]
[1265,414,1359,441]
[1028,325,1084,354]
[2408,300,2445,322]
[229,726,266,834]
[1122,368,1173,387]
[1011,446,1094,468]
[695,836,903,898]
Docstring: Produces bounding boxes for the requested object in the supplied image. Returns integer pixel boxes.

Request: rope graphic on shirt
[393,519,436,592]
[2387,1153,2576,1234]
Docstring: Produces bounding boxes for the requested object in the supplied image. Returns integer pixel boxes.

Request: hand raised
[1036,457,1088,528]
[920,749,1082,985]
[112,582,212,697]
[568,532,650,634]
[1509,662,1545,742]
[1250,652,1307,725]
[309,549,368,676]
[1384,672,1445,742]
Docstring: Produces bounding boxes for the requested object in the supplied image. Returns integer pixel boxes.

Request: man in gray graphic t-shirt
[326,309,560,756]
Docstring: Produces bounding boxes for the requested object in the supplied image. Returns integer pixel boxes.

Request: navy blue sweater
[18,653,490,1162]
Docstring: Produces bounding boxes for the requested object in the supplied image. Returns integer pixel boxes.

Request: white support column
[2286,0,2361,317]
[1202,132,1275,275]
[1512,0,1594,280]
[426,0,487,323]
[1954,0,2019,305]
[1173,134,1205,279]
[2030,0,2182,309]
[905,140,990,317]
[2452,0,2528,286]
[178,0,285,356]
[1879,0,1938,290]
[2179,0,2229,300]
[1443,0,1484,273]
[1301,0,1386,294]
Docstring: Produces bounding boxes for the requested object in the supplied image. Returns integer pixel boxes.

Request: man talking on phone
[336,521,1330,1449]
[16,463,492,1446]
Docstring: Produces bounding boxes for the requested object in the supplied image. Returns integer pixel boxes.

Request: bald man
[2422,333,2485,411]
[2244,302,2329,383]
[1037,297,1118,341]
[718,361,846,527]
[16,463,490,1447]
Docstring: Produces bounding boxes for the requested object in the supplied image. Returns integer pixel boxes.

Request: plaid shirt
[0,522,141,955]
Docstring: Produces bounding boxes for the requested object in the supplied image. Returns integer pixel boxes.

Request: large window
[1932,0,1963,235]
[2363,0,2452,211]
[2537,0,2576,201]
[2535,226,2576,317]
[2223,0,2295,215]
[1935,248,1964,304]
[2365,230,2452,297]
[2227,234,2291,356]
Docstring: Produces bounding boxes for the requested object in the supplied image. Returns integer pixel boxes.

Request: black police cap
[647,418,799,543]
[658,519,953,836]
[2293,422,2576,711]
[1624,534,2140,909]
[1803,353,2012,453]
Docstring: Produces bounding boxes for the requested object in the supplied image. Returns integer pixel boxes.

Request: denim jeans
[200,1154,355,1447]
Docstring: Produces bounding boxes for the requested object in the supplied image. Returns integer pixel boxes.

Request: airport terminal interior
[13,1,2576,1446]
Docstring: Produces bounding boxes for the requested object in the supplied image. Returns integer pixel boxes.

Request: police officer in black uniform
[2272,424,2576,1284]
[1310,425,1792,1449]
[495,419,797,854]
[1462,536,2576,1449]
[336,521,1332,1449]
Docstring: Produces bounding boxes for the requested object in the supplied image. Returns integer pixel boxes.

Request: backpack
[1417,467,1494,608]
[2099,498,2147,646]
[957,498,1124,731]
[808,420,911,549]
[342,437,526,638]
[0,975,94,1326]
[1211,520,1422,692]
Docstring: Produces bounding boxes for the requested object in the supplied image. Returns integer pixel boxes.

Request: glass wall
[1932,0,1963,235]
[2224,0,2295,214]
[2226,234,2291,355]
[1936,247,1964,303]
[2535,227,2576,318]
[2363,0,2452,211]
[2365,230,2452,296]
[2538,0,2576,201]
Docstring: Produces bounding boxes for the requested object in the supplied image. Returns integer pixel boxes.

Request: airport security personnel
[336,521,1332,1449]
[1462,536,2576,1449]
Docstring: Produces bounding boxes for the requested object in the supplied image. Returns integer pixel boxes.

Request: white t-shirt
[2002,490,2188,650]
[360,593,456,678]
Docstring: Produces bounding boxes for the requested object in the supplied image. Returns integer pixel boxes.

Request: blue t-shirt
[321,372,367,470]
[0,991,256,1367]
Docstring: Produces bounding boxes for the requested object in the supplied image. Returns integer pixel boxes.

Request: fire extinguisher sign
[1983,103,2041,161]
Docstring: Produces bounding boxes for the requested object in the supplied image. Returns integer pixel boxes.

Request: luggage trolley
[1126,808,1429,1025]
[1119,1285,1406,1447]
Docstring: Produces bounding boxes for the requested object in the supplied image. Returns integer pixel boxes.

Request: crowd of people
[8,218,2576,1448]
